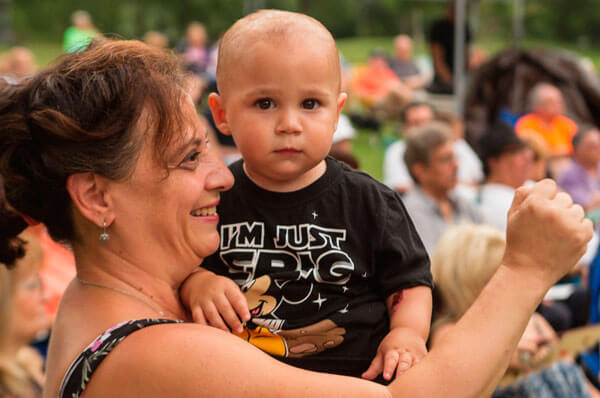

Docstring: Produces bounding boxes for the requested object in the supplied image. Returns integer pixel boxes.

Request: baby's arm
[179,268,251,333]
[362,285,432,381]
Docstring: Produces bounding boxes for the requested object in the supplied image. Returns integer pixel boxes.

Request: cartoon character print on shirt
[235,275,346,357]
[220,222,354,358]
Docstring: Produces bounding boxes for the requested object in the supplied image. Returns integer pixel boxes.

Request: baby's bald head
[216,10,341,97]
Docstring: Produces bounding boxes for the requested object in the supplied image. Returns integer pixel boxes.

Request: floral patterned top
[58,318,184,398]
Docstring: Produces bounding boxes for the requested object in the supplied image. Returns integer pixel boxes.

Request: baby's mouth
[190,206,217,217]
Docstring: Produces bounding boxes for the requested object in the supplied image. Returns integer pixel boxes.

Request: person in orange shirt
[351,49,412,119]
[515,83,578,157]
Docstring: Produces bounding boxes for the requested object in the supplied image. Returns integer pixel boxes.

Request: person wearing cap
[478,122,534,232]
[402,121,482,255]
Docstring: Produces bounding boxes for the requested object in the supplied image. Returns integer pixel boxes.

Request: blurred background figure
[389,34,426,90]
[383,102,482,196]
[430,224,597,398]
[176,22,209,78]
[62,10,101,53]
[0,231,51,398]
[428,0,471,94]
[521,132,551,182]
[478,122,533,232]
[516,83,578,176]
[142,31,169,49]
[383,101,436,192]
[351,48,412,120]
[402,122,482,255]
[557,126,600,211]
[0,47,36,84]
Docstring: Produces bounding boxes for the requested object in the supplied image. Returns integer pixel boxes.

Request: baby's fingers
[203,302,230,332]
[393,351,415,378]
[191,306,207,325]
[361,353,384,380]
[215,296,244,334]
[382,350,401,380]
[225,288,251,323]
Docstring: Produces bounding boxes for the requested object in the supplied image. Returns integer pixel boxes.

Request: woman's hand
[179,269,250,333]
[503,180,593,289]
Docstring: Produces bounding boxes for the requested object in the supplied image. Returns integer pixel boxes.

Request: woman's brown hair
[0,40,186,266]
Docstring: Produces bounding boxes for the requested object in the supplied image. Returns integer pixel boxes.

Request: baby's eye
[255,98,275,110]
[302,99,320,110]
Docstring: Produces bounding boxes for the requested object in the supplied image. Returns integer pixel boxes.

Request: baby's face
[217,39,345,191]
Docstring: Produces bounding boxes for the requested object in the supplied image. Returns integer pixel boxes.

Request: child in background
[180,10,432,382]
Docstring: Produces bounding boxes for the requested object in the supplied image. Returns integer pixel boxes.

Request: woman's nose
[206,150,234,192]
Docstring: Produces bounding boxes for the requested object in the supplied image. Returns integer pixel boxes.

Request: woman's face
[108,97,234,268]
[12,270,50,344]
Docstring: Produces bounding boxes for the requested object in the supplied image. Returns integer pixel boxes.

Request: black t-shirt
[428,19,472,73]
[203,157,432,377]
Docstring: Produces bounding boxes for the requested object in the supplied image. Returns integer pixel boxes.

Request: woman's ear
[66,173,114,227]
[208,93,231,136]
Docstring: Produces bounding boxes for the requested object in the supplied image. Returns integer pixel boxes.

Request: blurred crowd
[2,5,600,397]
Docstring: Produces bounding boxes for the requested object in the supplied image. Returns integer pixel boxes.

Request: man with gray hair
[515,83,578,158]
[402,122,482,255]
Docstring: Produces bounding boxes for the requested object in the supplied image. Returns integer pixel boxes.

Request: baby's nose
[275,108,302,135]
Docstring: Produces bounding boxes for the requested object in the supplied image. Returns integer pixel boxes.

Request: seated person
[0,230,51,397]
[557,126,600,211]
[478,123,533,232]
[142,31,169,49]
[515,83,578,160]
[402,122,482,255]
[521,132,551,182]
[430,224,598,398]
[479,124,591,332]
[0,47,36,84]
[176,22,210,78]
[389,35,425,90]
[383,102,482,194]
[351,49,412,118]
[62,10,101,53]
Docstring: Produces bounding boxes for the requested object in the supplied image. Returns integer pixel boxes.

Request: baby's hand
[180,269,250,333]
[361,327,427,381]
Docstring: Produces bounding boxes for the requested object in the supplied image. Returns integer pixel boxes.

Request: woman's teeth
[190,206,217,217]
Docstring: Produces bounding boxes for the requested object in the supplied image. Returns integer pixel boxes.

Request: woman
[0,39,593,397]
[430,224,597,397]
[0,231,50,397]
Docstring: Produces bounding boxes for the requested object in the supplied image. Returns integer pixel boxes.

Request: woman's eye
[179,150,200,168]
[255,98,274,110]
[302,99,319,110]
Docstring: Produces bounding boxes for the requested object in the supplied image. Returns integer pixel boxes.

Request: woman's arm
[388,181,592,397]
[85,181,592,398]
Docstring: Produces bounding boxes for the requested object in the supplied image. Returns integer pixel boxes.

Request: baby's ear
[208,93,232,135]
[336,92,347,117]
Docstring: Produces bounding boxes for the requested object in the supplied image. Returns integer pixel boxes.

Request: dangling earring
[99,220,110,242]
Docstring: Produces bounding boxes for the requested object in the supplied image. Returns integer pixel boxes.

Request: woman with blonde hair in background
[0,230,51,397]
[430,224,599,397]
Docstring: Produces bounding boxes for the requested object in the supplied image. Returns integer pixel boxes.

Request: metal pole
[454,0,467,118]
[512,0,524,46]
[0,0,14,45]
